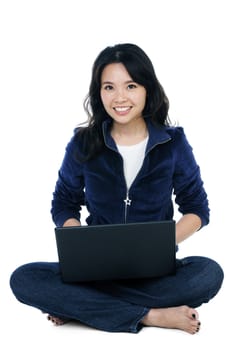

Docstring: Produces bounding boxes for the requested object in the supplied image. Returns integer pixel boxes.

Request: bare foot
[47,315,70,326]
[141,305,201,334]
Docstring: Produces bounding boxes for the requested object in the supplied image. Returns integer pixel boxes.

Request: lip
[113,106,132,115]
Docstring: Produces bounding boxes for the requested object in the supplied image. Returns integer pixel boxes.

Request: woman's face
[100,63,147,126]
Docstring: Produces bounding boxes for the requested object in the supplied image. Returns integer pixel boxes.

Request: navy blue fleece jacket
[51,118,209,228]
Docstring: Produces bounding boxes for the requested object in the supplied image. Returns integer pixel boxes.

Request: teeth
[114,107,130,112]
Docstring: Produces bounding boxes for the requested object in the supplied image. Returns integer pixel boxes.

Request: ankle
[141,309,158,326]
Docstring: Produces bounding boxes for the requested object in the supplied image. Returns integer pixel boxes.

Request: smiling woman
[10,43,224,335]
[81,43,170,159]
[100,63,147,145]
[100,63,147,119]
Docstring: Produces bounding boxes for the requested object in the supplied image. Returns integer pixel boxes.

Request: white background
[0,0,231,348]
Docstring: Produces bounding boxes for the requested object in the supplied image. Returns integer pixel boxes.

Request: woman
[10,43,224,334]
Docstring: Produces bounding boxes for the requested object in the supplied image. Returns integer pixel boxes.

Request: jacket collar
[102,117,172,153]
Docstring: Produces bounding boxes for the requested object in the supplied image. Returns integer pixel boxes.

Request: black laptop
[55,220,176,282]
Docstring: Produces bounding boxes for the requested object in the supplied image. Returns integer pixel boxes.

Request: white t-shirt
[117,136,148,188]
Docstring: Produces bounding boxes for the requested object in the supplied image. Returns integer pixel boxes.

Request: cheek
[135,94,146,109]
[141,92,147,109]
[100,91,104,105]
[101,92,111,108]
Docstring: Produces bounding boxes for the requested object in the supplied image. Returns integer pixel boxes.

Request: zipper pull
[124,193,132,206]
[124,192,131,223]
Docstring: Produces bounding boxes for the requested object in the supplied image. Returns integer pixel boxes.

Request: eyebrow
[101,80,136,85]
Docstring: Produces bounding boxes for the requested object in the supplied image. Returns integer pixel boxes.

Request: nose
[114,88,127,103]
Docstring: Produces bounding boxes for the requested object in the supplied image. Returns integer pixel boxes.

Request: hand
[63,218,81,227]
[176,214,201,244]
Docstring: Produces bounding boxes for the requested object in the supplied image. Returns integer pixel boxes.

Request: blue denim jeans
[10,256,223,333]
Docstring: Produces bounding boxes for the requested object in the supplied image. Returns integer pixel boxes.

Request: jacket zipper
[122,139,171,223]
[124,190,132,223]
[104,130,171,224]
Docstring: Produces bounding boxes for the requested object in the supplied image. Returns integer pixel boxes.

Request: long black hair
[77,43,170,161]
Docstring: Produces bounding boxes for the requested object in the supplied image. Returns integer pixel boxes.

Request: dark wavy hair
[77,43,170,161]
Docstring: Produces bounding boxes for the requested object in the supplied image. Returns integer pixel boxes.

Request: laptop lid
[55,220,176,282]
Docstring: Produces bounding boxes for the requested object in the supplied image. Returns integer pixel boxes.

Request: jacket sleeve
[173,127,210,228]
[51,135,85,227]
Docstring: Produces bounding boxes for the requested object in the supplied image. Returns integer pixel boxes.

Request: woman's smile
[113,106,132,116]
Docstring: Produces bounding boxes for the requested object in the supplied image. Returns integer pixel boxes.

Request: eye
[103,84,114,91]
[127,83,137,90]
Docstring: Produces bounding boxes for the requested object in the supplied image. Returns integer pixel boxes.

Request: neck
[111,118,148,146]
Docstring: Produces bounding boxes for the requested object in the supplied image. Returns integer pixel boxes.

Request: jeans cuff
[129,307,150,333]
